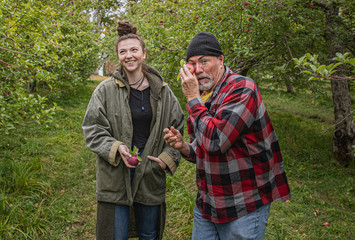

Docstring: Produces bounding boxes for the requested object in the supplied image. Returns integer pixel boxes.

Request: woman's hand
[148,156,167,170]
[118,144,139,168]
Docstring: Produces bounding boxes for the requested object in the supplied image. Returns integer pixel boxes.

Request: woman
[82,21,184,240]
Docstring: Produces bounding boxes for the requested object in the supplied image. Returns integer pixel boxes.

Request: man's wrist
[186,96,200,103]
[178,142,190,156]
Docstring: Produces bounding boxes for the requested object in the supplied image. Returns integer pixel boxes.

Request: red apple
[243,1,249,6]
[245,28,250,33]
[309,2,314,7]
[186,64,195,74]
[128,155,140,166]
[322,222,330,227]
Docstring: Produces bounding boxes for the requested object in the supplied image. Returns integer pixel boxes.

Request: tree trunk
[285,78,294,93]
[330,78,354,167]
[323,2,354,166]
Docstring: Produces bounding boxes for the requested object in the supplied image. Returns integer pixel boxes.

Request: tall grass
[0,79,353,239]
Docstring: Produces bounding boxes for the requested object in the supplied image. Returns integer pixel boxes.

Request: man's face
[187,55,224,92]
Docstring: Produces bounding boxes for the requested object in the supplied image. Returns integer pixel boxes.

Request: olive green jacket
[83,65,184,239]
[83,65,184,206]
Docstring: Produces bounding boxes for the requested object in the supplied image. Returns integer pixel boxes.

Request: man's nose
[194,63,203,74]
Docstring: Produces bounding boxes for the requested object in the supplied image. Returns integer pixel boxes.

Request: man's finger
[180,67,188,82]
[170,126,179,135]
[163,128,170,134]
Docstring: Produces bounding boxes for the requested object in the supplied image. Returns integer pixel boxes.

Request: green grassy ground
[0,79,353,239]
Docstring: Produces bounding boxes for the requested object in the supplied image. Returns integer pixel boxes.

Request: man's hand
[163,126,190,156]
[180,64,200,102]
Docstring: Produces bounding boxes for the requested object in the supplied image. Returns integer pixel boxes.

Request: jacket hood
[112,64,164,100]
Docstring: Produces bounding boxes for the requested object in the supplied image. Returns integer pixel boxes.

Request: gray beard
[198,77,214,92]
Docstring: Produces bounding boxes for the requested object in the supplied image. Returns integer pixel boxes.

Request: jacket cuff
[108,141,124,167]
[158,151,177,176]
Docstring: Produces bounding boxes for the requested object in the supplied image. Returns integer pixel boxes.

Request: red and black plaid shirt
[185,66,291,223]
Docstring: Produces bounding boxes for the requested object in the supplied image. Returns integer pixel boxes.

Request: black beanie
[186,32,224,61]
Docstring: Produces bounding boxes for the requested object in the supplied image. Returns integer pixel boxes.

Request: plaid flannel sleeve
[186,80,257,155]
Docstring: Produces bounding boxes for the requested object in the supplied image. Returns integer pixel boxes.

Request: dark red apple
[128,155,140,166]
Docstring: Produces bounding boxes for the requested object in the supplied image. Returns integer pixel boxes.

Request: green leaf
[301,70,313,75]
[308,76,319,81]
[332,62,342,70]
[348,58,355,66]
[317,65,326,74]
[343,52,350,58]
[329,70,337,75]
[332,57,342,62]
[299,56,306,63]
[310,65,317,72]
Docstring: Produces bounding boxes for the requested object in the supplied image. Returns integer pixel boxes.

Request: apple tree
[0,0,102,133]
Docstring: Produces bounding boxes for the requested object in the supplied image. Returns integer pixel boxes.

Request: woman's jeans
[113,203,160,240]
[192,203,271,240]
[114,148,160,240]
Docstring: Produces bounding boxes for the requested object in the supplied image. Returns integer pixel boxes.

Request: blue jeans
[192,203,271,240]
[114,147,159,239]
[113,203,160,240]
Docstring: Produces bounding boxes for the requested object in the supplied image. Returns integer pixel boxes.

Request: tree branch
[0,60,19,67]
[320,110,355,135]
[0,46,33,56]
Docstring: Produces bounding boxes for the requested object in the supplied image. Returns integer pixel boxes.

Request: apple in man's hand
[186,64,195,74]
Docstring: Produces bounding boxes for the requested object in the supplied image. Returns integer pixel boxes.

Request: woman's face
[117,38,146,73]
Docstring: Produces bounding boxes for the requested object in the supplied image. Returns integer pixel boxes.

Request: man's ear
[218,55,224,67]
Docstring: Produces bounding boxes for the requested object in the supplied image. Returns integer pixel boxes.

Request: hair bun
[117,21,137,37]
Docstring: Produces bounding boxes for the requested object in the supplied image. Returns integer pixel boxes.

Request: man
[164,32,291,240]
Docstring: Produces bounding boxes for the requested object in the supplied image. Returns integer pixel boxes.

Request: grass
[0,78,354,239]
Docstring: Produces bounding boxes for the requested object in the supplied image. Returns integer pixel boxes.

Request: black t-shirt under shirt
[129,86,152,150]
